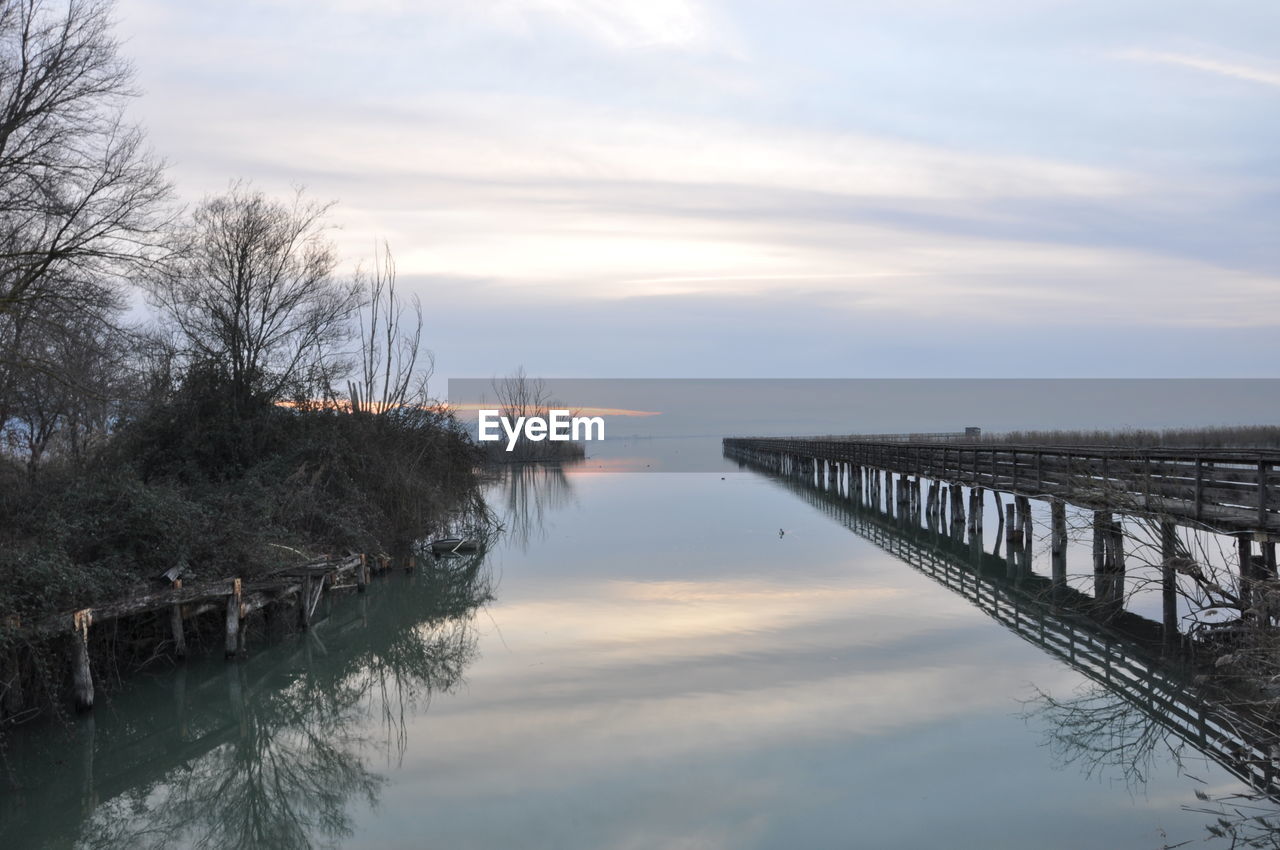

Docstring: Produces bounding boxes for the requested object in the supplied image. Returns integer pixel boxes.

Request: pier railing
[723,437,1280,535]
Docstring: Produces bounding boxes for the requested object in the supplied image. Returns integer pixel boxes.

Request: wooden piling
[1093,511,1107,602]
[1050,500,1067,589]
[1161,521,1179,644]
[357,554,368,593]
[950,484,966,537]
[225,578,242,658]
[966,487,977,539]
[170,579,186,659]
[1108,516,1125,607]
[71,609,93,711]
[1238,535,1255,613]
[1017,496,1033,568]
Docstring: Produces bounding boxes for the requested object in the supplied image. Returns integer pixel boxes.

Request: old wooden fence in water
[7,551,419,716]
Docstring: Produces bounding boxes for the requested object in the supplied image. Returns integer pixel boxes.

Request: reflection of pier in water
[0,554,492,850]
[730,450,1280,803]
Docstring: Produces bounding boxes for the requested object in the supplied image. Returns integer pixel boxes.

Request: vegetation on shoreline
[0,0,486,720]
[971,425,1280,449]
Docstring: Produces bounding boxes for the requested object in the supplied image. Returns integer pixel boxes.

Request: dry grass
[971,425,1280,449]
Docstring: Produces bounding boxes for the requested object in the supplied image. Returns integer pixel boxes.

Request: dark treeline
[0,0,483,719]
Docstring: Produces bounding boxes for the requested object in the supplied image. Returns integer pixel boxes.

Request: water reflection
[492,462,579,552]
[730,451,1280,843]
[0,552,493,850]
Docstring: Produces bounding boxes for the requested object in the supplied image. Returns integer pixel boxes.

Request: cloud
[506,0,719,51]
[1118,49,1280,89]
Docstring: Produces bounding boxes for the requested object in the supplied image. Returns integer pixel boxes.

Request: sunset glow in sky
[114,0,1279,381]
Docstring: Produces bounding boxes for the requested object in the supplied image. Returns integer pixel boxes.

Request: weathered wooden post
[71,609,93,711]
[991,490,1005,555]
[973,487,984,539]
[1092,511,1124,615]
[1093,511,1107,603]
[225,578,243,658]
[1108,516,1125,613]
[1160,521,1179,645]
[1238,535,1255,614]
[1004,502,1018,577]
[170,579,186,659]
[1017,496,1033,569]
[1050,500,1067,590]
[966,487,977,539]
[357,553,368,593]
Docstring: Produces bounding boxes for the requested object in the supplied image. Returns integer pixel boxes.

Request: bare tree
[147,184,361,406]
[0,0,171,319]
[0,276,131,472]
[347,241,431,415]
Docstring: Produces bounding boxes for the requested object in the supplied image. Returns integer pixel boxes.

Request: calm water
[0,466,1266,848]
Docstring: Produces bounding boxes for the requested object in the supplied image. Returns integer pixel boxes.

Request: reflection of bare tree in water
[1025,683,1280,848]
[1024,682,1186,788]
[5,553,494,850]
[496,463,578,552]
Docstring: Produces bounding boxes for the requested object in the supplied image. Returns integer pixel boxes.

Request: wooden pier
[723,437,1280,537]
[756,465,1280,801]
[725,435,1280,643]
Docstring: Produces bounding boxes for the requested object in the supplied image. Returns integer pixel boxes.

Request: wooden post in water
[1017,496,1033,570]
[1238,535,1255,614]
[170,579,186,659]
[357,554,368,593]
[1050,500,1067,590]
[973,486,984,542]
[966,487,977,540]
[71,609,93,711]
[950,484,966,538]
[225,578,243,658]
[1161,521,1179,645]
[1092,511,1107,602]
[1109,516,1125,598]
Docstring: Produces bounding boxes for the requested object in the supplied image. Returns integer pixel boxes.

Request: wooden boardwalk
[759,465,1280,802]
[723,437,1280,536]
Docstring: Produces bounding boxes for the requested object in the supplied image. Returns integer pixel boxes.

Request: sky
[112,0,1280,383]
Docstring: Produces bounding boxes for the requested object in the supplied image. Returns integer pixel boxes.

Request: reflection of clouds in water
[4,561,494,850]
[403,571,1080,797]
